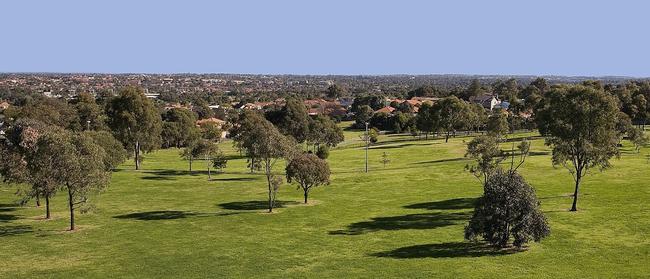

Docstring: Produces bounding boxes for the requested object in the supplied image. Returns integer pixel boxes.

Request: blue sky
[1,0,649,76]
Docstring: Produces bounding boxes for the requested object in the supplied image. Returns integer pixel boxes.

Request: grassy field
[1,123,649,278]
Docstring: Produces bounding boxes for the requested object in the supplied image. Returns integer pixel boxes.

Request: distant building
[469,94,501,111]
[375,106,396,114]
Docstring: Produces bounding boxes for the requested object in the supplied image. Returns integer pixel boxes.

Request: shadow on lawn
[411,157,468,165]
[113,210,243,221]
[114,210,197,220]
[210,177,257,182]
[329,212,470,235]
[404,198,477,210]
[371,242,518,258]
[218,200,299,211]
[0,225,33,237]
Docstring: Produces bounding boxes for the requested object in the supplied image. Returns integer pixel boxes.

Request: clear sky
[1,0,649,76]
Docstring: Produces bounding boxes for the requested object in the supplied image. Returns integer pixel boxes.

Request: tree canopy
[535,85,620,211]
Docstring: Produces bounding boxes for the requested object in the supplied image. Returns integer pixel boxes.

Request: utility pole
[365,122,369,173]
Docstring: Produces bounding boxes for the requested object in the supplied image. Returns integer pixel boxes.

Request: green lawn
[1,123,649,278]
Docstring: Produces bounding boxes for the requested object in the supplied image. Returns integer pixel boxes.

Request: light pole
[365,122,369,173]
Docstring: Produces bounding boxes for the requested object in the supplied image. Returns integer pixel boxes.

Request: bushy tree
[106,86,162,170]
[432,96,471,142]
[72,92,107,131]
[232,110,297,212]
[486,111,509,139]
[326,84,346,99]
[316,145,330,159]
[465,169,550,248]
[415,103,436,139]
[307,115,344,149]
[161,108,200,148]
[354,105,374,129]
[85,130,127,171]
[286,153,330,204]
[4,97,81,131]
[266,98,310,143]
[465,135,504,185]
[30,129,111,230]
[535,85,620,211]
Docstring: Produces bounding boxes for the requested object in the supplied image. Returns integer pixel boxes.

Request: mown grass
[1,123,649,278]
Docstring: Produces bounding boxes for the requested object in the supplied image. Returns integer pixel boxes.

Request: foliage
[211,151,228,172]
[431,96,471,142]
[535,85,620,211]
[85,130,127,171]
[465,169,550,248]
[3,96,81,131]
[486,111,509,139]
[316,145,330,159]
[307,115,344,148]
[30,128,111,230]
[232,110,297,212]
[354,105,374,129]
[286,153,331,203]
[465,135,504,184]
[72,92,107,131]
[266,98,310,143]
[161,108,200,148]
[105,86,163,169]
[368,128,379,144]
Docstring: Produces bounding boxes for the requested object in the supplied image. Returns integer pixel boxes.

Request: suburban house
[470,94,501,111]
[375,106,396,114]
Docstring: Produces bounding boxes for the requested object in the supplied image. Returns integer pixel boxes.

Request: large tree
[266,98,310,143]
[106,86,162,170]
[307,115,344,149]
[415,103,436,139]
[0,119,57,218]
[232,111,296,212]
[535,85,620,211]
[465,169,550,248]
[47,130,110,230]
[486,111,509,140]
[286,153,330,204]
[72,92,107,131]
[432,96,471,142]
[161,108,200,148]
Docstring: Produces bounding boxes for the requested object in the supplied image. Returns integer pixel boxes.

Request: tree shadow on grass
[210,177,257,182]
[114,210,197,220]
[146,169,208,176]
[411,157,468,165]
[113,210,244,221]
[0,213,18,222]
[404,198,477,210]
[371,242,519,258]
[218,200,299,211]
[141,176,177,181]
[0,225,33,237]
[329,212,470,235]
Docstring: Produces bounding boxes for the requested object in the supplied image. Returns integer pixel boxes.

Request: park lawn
[1,123,649,278]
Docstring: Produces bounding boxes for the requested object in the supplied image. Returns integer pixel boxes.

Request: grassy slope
[1,123,649,278]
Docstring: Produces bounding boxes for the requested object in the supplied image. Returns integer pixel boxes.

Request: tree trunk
[134,141,141,170]
[445,132,450,143]
[36,194,41,207]
[189,156,193,172]
[45,194,51,219]
[267,174,273,213]
[207,155,211,180]
[68,190,75,230]
[303,189,309,204]
[570,172,582,212]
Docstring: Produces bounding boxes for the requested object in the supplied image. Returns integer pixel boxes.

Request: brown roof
[375,106,396,114]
